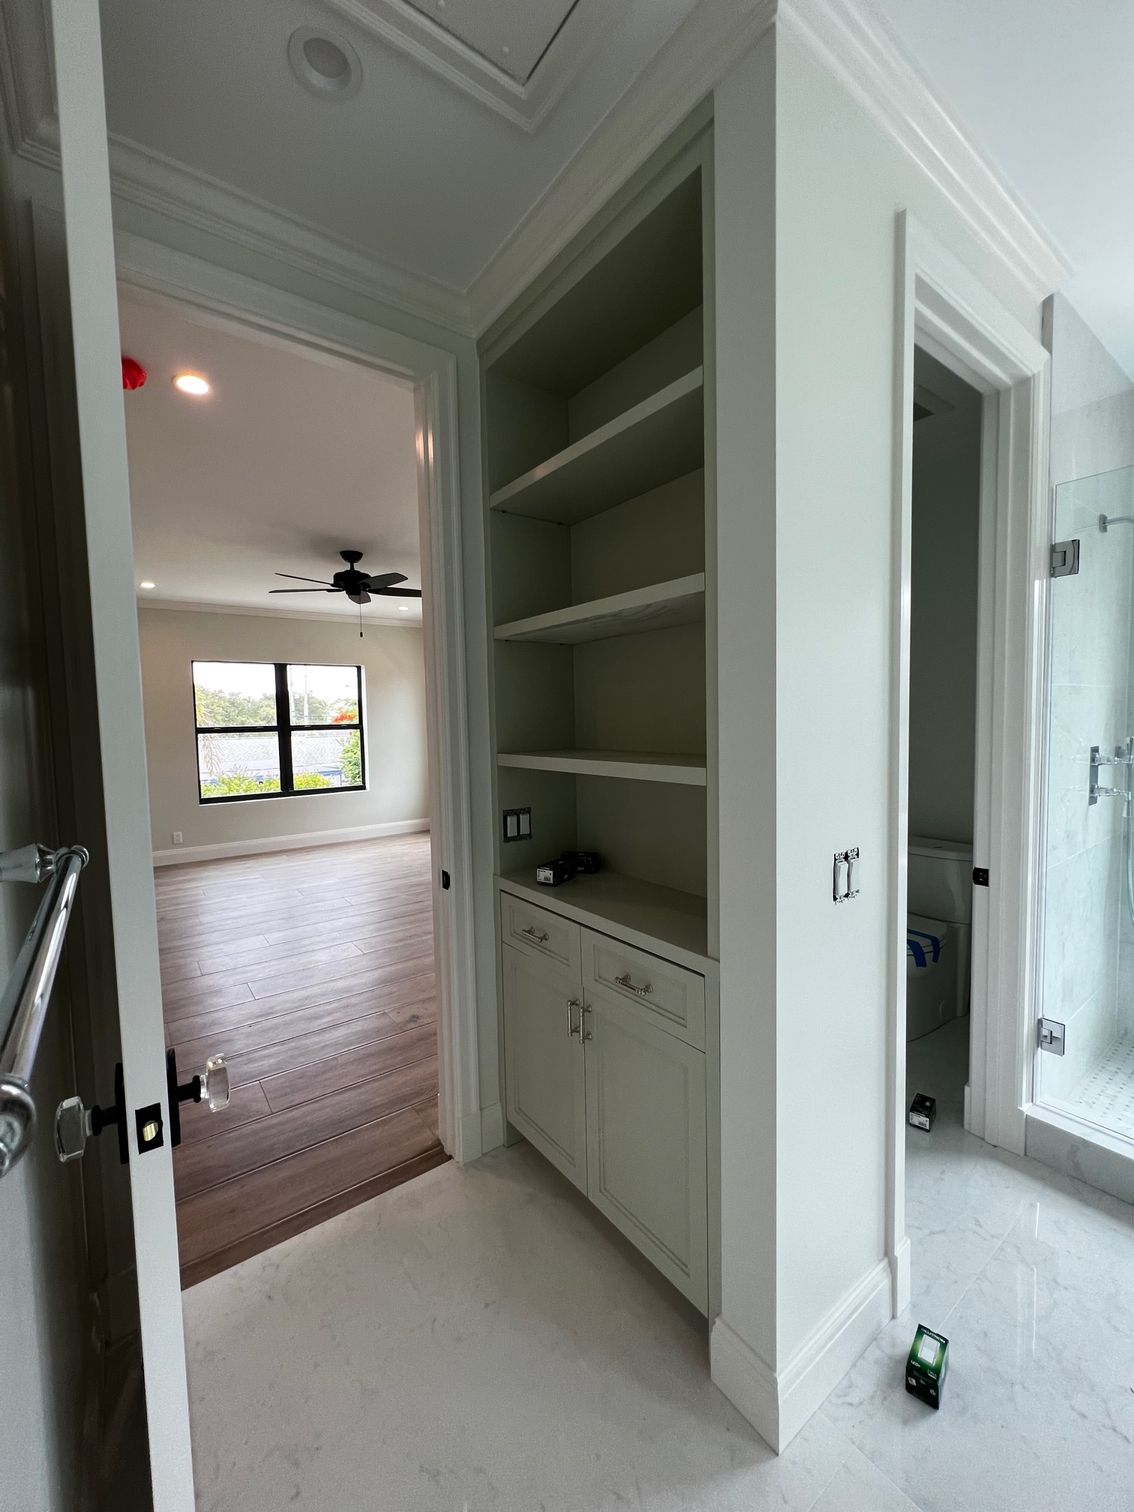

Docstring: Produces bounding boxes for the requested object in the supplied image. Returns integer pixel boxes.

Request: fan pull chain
[359,599,364,639]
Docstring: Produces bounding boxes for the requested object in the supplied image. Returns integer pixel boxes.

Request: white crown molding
[137,597,422,629]
[322,0,614,133]
[17,117,475,336]
[778,0,1070,303]
[466,0,777,334]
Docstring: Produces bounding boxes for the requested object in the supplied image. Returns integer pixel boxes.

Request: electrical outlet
[172,831,183,846]
[502,807,531,843]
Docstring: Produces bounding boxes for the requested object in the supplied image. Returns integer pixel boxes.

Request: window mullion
[276,663,294,794]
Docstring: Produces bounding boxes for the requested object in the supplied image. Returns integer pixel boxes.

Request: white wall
[908,351,982,845]
[713,19,1047,1447]
[138,607,428,855]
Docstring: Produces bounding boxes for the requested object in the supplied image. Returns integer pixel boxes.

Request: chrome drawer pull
[615,971,653,997]
[521,925,550,944]
[566,998,581,1037]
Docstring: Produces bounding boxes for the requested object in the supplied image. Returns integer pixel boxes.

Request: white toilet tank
[908,836,973,923]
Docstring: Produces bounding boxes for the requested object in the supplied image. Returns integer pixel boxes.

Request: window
[193,661,365,802]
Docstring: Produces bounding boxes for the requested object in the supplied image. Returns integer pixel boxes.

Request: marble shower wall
[1041,470,1133,1102]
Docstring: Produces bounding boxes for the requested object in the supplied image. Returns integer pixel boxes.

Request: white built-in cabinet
[482,115,719,1315]
[502,896,709,1311]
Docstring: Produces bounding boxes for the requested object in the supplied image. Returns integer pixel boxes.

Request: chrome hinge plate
[1038,1018,1066,1056]
[1050,539,1080,578]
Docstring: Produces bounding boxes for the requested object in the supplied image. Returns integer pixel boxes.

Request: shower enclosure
[1039,463,1134,1137]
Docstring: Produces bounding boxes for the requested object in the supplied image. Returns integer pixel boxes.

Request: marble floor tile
[183,1016,1134,1512]
[184,1144,856,1512]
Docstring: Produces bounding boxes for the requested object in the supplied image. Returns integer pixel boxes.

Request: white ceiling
[118,293,424,624]
[871,0,1134,376]
[93,0,697,294]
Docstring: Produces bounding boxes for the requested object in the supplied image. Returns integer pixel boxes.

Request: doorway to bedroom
[118,291,447,1284]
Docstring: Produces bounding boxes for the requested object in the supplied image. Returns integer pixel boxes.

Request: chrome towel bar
[0,843,89,1178]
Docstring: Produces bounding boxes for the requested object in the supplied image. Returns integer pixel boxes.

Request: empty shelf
[494,574,705,646]
[497,870,710,972]
[489,369,704,525]
[496,750,706,786]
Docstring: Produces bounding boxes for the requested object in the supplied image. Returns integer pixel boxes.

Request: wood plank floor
[156,833,446,1287]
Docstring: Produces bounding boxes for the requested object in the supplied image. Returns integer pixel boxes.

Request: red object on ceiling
[121,356,148,390]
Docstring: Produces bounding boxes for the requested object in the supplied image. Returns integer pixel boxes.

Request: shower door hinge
[1038,1018,1066,1056]
[1050,539,1080,577]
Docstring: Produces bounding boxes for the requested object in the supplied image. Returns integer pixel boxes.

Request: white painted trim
[20,121,473,336]
[778,0,1069,306]
[480,1100,505,1152]
[470,0,1069,332]
[889,214,1051,1320]
[467,0,776,332]
[136,596,422,629]
[323,0,619,133]
[711,1259,891,1452]
[152,818,429,867]
[114,233,485,1168]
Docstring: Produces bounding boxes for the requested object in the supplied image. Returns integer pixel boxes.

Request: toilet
[906,835,973,1041]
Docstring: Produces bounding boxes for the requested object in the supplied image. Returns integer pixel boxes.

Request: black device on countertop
[535,850,602,886]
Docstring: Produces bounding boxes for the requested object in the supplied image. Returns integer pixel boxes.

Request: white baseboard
[480,1101,505,1154]
[711,1257,891,1452]
[891,1235,911,1317]
[153,818,429,866]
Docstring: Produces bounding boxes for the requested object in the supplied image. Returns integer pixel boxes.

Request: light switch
[502,807,532,843]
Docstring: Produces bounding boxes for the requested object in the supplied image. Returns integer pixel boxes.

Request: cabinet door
[584,991,708,1311]
[502,944,587,1193]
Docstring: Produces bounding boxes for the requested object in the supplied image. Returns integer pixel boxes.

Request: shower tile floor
[182,1016,1134,1512]
[1053,1035,1134,1139]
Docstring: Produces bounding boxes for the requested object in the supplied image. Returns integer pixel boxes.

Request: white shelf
[497,871,711,973]
[494,574,705,646]
[497,750,706,787]
[489,369,704,525]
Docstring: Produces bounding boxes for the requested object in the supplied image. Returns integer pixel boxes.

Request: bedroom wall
[138,607,428,857]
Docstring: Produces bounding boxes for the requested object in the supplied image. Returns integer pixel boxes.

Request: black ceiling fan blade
[347,590,372,604]
[269,587,341,594]
[275,572,335,585]
[361,571,406,590]
[373,586,422,598]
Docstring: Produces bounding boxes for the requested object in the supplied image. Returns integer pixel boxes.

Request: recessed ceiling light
[398,605,411,612]
[288,26,362,101]
[173,373,210,397]
[139,580,156,591]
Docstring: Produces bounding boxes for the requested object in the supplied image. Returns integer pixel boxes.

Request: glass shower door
[1038,463,1134,1136]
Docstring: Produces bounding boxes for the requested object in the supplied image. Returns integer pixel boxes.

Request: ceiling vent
[288,27,364,101]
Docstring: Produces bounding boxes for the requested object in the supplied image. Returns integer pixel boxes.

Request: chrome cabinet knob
[200,1054,230,1112]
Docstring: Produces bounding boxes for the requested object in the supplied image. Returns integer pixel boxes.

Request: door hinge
[1038,1018,1066,1056]
[1050,539,1080,578]
[972,866,989,887]
[440,869,451,890]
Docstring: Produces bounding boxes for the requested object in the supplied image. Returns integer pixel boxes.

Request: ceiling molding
[322,0,611,133]
[778,0,1071,303]
[466,0,777,334]
[137,596,422,628]
[17,116,475,336]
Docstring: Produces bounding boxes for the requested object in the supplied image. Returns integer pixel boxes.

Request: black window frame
[193,659,366,804]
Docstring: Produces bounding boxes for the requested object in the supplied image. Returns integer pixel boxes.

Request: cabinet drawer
[501,892,581,975]
[582,931,705,1049]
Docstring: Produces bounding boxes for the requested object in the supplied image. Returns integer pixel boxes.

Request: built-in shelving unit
[488,369,704,525]
[497,749,706,786]
[481,125,717,944]
[494,573,705,645]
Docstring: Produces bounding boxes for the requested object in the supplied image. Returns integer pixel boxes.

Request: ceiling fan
[270,549,422,606]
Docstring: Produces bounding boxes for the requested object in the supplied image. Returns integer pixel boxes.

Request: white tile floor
[183,1019,1134,1511]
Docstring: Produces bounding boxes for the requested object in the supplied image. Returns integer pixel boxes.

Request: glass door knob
[200,1054,230,1112]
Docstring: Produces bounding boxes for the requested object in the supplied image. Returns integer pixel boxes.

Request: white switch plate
[172,831,183,845]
